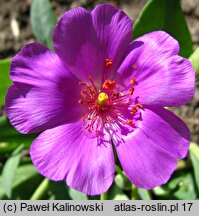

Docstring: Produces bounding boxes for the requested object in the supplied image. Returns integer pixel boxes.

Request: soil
[0,0,199,143]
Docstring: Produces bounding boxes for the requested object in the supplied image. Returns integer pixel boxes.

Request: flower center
[79,76,143,138]
[97,92,108,106]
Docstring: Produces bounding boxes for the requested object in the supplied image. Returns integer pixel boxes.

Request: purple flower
[5,4,195,195]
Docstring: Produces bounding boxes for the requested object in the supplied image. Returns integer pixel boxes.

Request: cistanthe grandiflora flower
[5,4,195,195]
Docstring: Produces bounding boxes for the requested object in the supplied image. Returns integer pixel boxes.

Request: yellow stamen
[97,92,108,106]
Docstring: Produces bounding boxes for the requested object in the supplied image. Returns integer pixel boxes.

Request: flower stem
[131,184,139,200]
[115,165,125,178]
[100,192,108,200]
[30,178,50,200]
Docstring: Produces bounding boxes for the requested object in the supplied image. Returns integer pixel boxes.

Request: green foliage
[30,0,57,49]
[112,194,129,200]
[189,47,199,76]
[47,181,71,200]
[0,116,36,156]
[1,145,22,198]
[133,0,192,58]
[0,164,43,199]
[189,143,199,195]
[153,171,197,200]
[0,58,11,105]
[68,188,88,200]
[138,189,152,200]
[30,178,50,200]
[114,170,132,191]
[108,183,129,200]
[167,172,197,199]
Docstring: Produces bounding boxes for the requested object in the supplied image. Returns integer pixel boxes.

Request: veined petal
[5,43,81,134]
[117,31,195,107]
[91,4,133,80]
[30,120,115,195]
[116,107,190,189]
[53,5,132,82]
[53,7,98,81]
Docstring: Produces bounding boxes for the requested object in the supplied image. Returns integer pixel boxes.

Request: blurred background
[0,0,199,200]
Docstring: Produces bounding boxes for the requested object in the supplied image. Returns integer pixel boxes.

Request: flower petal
[5,43,81,134]
[53,7,98,80]
[91,4,133,80]
[116,107,190,189]
[53,5,132,81]
[30,120,115,195]
[117,31,195,107]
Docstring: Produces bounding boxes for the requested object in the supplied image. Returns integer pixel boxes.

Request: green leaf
[189,142,199,194]
[108,183,129,200]
[1,145,22,198]
[0,164,43,199]
[12,164,42,200]
[133,0,192,57]
[13,164,39,188]
[153,186,168,196]
[48,181,70,200]
[113,194,129,200]
[138,188,152,200]
[0,58,11,105]
[0,116,36,155]
[68,188,88,200]
[30,0,57,49]
[114,173,132,191]
[164,172,197,200]
[189,48,199,76]
[170,173,196,199]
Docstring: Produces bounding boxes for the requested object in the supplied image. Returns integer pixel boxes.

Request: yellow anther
[97,92,108,106]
